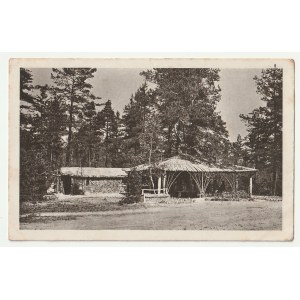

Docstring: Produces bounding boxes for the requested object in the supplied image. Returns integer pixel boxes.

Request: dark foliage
[123,169,143,203]
[51,68,99,165]
[141,68,231,164]
[240,66,282,195]
[20,66,282,202]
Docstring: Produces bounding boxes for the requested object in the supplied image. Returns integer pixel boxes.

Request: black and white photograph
[9,58,294,240]
[2,1,300,300]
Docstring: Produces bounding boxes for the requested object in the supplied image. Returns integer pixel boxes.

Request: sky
[218,69,261,140]
[30,68,262,141]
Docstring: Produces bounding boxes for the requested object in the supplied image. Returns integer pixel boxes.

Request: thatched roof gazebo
[132,156,257,198]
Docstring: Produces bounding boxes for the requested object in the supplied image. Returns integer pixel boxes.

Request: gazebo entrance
[168,171,199,198]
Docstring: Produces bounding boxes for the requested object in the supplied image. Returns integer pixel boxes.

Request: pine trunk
[167,125,172,157]
[66,90,74,166]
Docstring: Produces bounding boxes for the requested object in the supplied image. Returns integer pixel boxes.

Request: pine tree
[72,101,95,166]
[20,84,66,201]
[51,68,98,165]
[20,68,35,128]
[141,68,230,164]
[95,100,120,167]
[240,66,282,195]
[34,85,67,171]
[20,68,34,105]
[20,70,46,202]
[122,83,160,165]
[232,134,245,165]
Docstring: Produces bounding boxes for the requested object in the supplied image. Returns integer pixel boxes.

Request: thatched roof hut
[58,167,128,195]
[134,156,257,174]
[132,156,257,198]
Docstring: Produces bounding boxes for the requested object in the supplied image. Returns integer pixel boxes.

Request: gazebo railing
[142,188,168,195]
[141,188,169,203]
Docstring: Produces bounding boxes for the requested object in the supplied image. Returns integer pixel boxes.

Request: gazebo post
[249,175,253,198]
[163,172,166,194]
[235,175,239,191]
[158,176,161,194]
[71,177,74,195]
[56,169,60,193]
[234,173,237,198]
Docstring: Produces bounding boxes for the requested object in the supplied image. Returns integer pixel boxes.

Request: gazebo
[132,156,257,198]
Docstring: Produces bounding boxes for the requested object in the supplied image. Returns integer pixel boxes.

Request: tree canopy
[240,66,282,195]
[20,67,282,200]
[141,68,231,164]
[51,68,99,165]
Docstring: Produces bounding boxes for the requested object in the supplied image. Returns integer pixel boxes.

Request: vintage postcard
[9,58,294,241]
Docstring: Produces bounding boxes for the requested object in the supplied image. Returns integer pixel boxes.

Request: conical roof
[132,156,257,173]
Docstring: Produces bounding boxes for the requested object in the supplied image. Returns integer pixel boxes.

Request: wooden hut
[58,167,127,195]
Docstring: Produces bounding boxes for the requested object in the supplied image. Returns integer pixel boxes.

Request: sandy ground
[20,199,282,230]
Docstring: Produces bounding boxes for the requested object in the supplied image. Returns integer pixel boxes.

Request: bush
[253,170,282,196]
[236,190,250,198]
[119,195,142,204]
[124,169,142,203]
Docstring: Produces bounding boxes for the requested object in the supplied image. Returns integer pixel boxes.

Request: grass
[20,196,147,215]
[19,196,282,231]
[20,214,78,224]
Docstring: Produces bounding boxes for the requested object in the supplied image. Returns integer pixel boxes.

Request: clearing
[20,196,282,230]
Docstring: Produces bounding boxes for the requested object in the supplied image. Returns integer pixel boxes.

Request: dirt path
[20,200,282,230]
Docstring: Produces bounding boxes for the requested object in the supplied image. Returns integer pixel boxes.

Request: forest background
[20,67,282,200]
